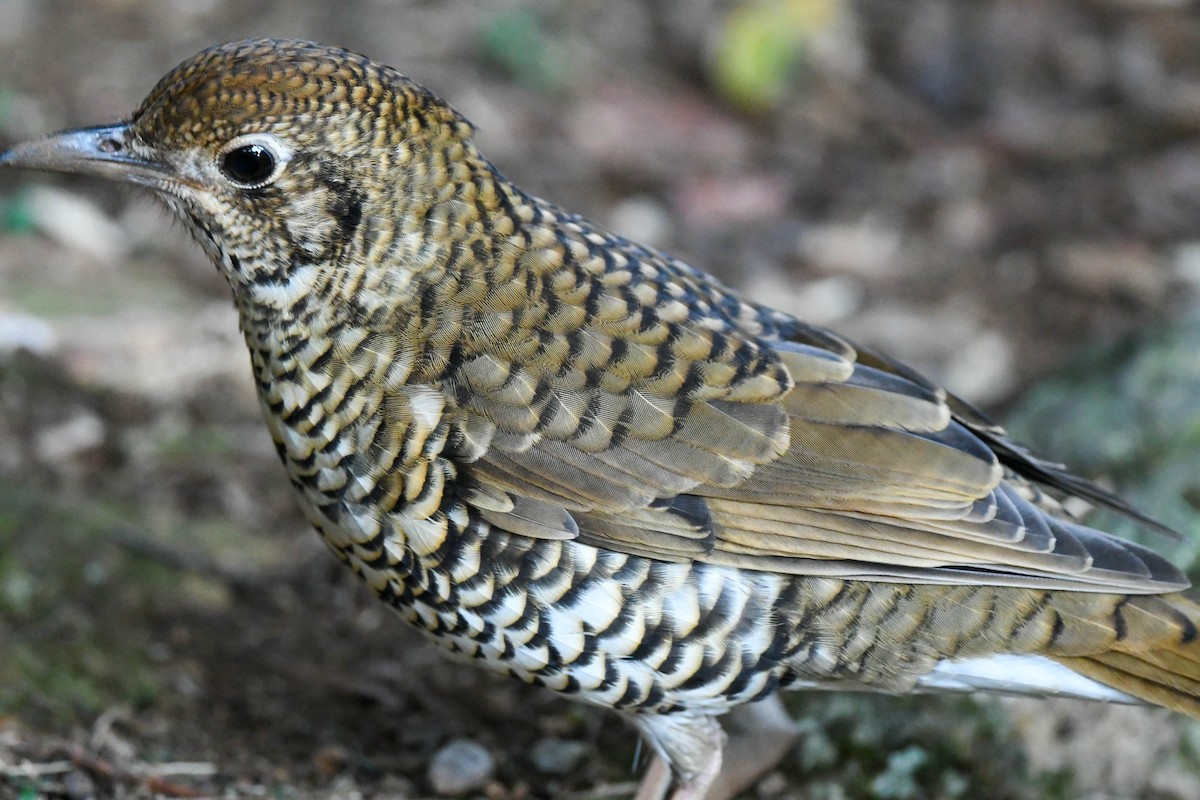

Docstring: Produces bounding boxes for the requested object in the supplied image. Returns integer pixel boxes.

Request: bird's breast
[241,323,806,712]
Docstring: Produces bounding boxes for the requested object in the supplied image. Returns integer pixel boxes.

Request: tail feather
[1053,593,1200,719]
[1056,653,1200,718]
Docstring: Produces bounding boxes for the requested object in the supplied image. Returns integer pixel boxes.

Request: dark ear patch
[314,159,365,262]
[334,186,364,244]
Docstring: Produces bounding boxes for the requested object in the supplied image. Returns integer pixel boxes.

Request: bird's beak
[0,123,173,189]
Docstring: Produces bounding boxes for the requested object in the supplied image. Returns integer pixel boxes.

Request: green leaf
[480,8,569,91]
[712,0,839,111]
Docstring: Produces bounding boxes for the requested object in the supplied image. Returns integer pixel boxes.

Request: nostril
[98,137,123,154]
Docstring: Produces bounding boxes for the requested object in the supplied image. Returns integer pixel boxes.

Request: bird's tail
[1052,592,1200,718]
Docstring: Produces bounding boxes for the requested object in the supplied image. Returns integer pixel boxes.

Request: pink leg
[632,713,726,800]
[633,749,724,800]
[632,697,797,800]
[704,695,797,800]
[633,756,673,800]
[670,751,723,799]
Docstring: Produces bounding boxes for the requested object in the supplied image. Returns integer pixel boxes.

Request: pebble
[747,270,862,326]
[0,310,56,355]
[25,186,129,265]
[530,737,589,775]
[1050,241,1165,304]
[1171,242,1200,291]
[373,773,417,799]
[676,173,789,227]
[63,769,96,800]
[33,409,105,465]
[607,195,671,248]
[797,216,905,278]
[428,738,495,796]
[941,329,1015,407]
[311,744,349,778]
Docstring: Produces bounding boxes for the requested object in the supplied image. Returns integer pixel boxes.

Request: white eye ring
[217,133,290,189]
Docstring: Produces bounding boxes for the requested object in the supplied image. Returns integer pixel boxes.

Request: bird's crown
[132,38,472,148]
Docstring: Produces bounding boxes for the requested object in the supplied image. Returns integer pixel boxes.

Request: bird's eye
[220,143,278,187]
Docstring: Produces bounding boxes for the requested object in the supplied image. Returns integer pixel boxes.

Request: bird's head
[0,38,476,307]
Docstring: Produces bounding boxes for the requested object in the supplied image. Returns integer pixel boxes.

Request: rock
[0,310,56,355]
[607,195,672,248]
[1049,240,1166,304]
[568,82,749,176]
[530,737,589,775]
[940,329,1015,407]
[934,197,995,253]
[746,270,862,326]
[987,100,1117,160]
[1172,241,1200,291]
[428,738,495,796]
[676,173,790,228]
[797,216,905,278]
[312,744,350,778]
[34,408,105,465]
[25,186,128,264]
[869,745,928,800]
[62,769,96,800]
[373,773,417,800]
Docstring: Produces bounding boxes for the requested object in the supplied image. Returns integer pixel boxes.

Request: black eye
[220,144,276,186]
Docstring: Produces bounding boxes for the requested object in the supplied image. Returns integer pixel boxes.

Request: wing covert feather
[436,223,1181,593]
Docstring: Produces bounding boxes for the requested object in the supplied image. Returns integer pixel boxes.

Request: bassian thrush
[3,39,1198,799]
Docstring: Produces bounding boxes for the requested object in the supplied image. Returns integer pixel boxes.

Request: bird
[2,38,1197,799]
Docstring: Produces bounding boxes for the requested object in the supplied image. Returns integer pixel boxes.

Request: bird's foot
[633,752,723,800]
[704,694,798,799]
[632,695,798,799]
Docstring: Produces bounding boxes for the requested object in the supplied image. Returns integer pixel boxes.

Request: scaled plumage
[3,38,1198,799]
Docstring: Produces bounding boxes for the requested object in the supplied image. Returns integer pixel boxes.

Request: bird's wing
[441,262,797,555]
[696,335,1185,592]
[440,228,1183,593]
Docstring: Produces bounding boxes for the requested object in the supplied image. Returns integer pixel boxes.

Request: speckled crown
[131,38,471,146]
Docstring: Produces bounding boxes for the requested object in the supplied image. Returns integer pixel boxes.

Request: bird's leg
[703,694,798,800]
[633,751,724,800]
[673,753,724,799]
[632,756,673,800]
[631,713,726,800]
[632,696,798,800]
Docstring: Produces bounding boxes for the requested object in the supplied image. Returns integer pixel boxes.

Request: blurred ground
[0,1,1199,798]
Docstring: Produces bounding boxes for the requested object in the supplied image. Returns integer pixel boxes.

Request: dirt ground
[1,1,1199,798]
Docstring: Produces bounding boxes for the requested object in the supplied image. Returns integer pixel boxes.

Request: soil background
[1,2,1199,799]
